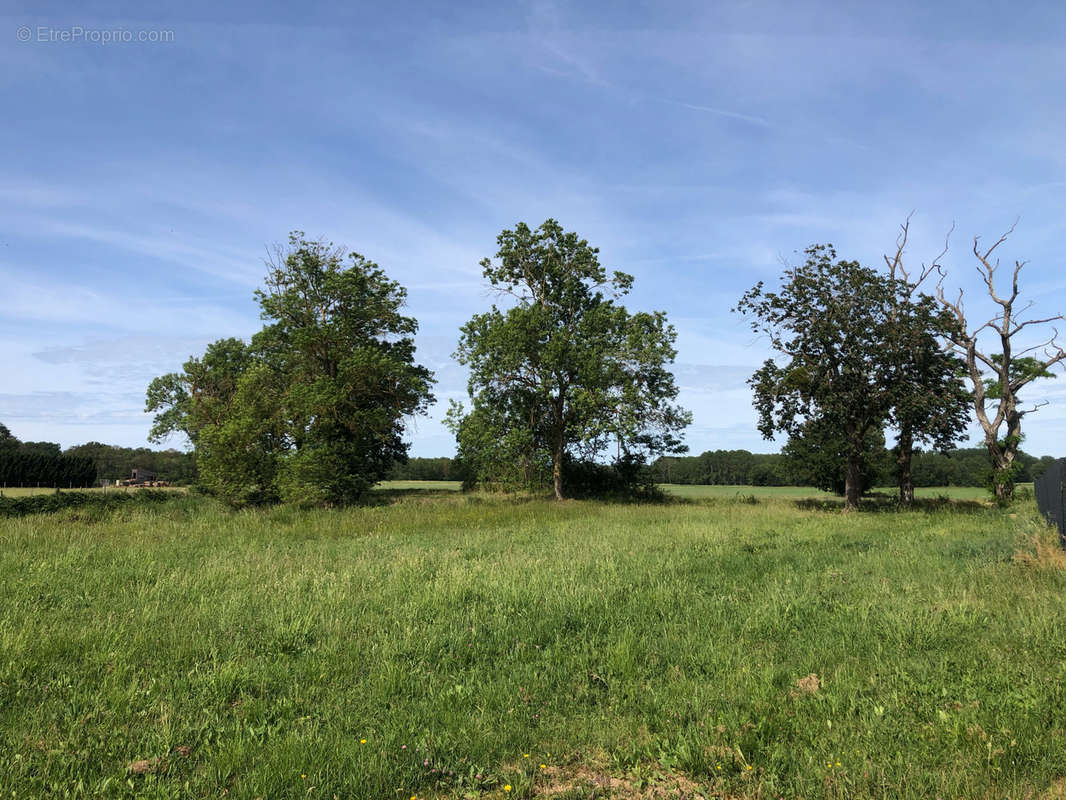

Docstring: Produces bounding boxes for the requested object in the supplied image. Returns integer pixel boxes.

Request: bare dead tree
[934,223,1066,502]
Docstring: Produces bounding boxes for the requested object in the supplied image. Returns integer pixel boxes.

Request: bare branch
[1015,331,1063,357]
[931,221,955,271]
[916,220,955,288]
[1019,399,1050,417]
[972,221,1021,308]
[1011,315,1066,337]
[883,213,913,283]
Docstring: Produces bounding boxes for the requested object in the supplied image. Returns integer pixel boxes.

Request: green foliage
[0,428,195,488]
[0,488,177,518]
[0,452,96,488]
[652,446,1054,489]
[649,450,794,486]
[3,492,1065,798]
[17,441,61,458]
[0,427,96,487]
[146,337,252,447]
[559,454,664,500]
[146,233,435,507]
[186,360,287,506]
[451,220,690,498]
[736,244,968,507]
[386,457,456,481]
[0,423,18,455]
[882,281,971,500]
[446,399,551,491]
[983,355,1057,404]
[908,447,1048,487]
[783,420,890,495]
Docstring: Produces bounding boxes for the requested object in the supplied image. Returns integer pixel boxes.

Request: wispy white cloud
[663,99,771,127]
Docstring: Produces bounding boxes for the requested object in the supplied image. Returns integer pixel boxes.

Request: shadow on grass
[671,493,762,508]
[368,486,681,506]
[364,487,471,506]
[792,493,991,514]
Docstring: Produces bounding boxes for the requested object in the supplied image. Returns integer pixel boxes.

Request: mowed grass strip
[1,494,1064,799]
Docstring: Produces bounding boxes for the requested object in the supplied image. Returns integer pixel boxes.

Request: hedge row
[0,489,179,518]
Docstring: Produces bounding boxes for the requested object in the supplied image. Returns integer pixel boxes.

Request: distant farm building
[117,468,169,487]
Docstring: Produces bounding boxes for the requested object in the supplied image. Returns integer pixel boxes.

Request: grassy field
[374,481,995,502]
[1,491,1064,798]
[0,482,997,502]
[658,484,995,501]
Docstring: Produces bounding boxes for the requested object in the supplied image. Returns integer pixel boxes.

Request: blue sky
[3,0,1066,457]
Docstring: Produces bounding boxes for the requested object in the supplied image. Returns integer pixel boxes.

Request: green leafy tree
[735,245,902,510]
[450,220,690,499]
[147,233,435,506]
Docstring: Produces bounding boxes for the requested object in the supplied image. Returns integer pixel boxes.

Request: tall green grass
[1,492,1064,798]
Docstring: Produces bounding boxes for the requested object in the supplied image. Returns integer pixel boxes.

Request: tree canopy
[146,233,434,506]
[449,220,690,499]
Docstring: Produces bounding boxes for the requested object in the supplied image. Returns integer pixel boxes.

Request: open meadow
[2,488,1065,799]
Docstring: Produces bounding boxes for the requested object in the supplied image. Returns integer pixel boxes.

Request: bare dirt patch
[127,757,165,775]
[536,764,706,798]
[791,673,821,696]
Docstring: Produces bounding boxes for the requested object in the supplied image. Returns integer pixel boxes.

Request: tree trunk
[843,456,862,511]
[897,425,914,507]
[552,435,565,500]
[988,443,1015,504]
[552,395,565,501]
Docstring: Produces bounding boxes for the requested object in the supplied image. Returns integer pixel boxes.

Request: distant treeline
[0,423,196,487]
[389,449,1057,488]
[387,457,459,481]
[0,425,96,487]
[646,448,1057,488]
[0,451,96,488]
[2,418,1059,491]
